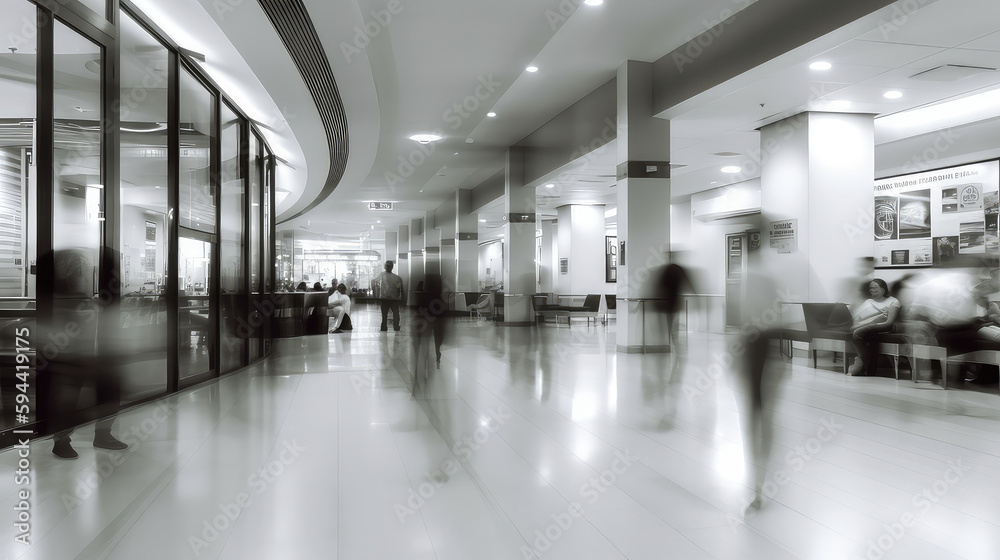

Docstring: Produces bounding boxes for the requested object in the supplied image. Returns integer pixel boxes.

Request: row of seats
[781,302,999,391]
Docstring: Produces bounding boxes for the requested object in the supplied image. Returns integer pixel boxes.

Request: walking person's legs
[380,300,390,331]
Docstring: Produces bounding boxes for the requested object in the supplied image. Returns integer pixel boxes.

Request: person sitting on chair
[329,283,353,333]
[849,278,901,376]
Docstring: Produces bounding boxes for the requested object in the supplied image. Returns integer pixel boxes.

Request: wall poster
[874,160,1000,268]
[605,236,617,283]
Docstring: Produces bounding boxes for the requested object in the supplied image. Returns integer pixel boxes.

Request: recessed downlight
[584,0,603,5]
[809,61,832,71]
[721,166,741,174]
[479,219,486,222]
[486,112,497,117]
[545,183,554,189]
[409,133,441,144]
[883,90,903,99]
[526,66,538,73]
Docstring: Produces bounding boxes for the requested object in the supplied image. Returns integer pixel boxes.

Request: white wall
[478,240,503,290]
[556,204,606,294]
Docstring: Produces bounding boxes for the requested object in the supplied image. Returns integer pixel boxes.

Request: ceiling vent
[909,64,996,82]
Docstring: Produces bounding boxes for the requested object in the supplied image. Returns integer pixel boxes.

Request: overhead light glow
[584,0,603,5]
[487,112,497,117]
[721,166,741,173]
[545,183,554,188]
[526,66,538,73]
[479,219,486,222]
[809,61,832,71]
[883,90,903,99]
[409,133,441,144]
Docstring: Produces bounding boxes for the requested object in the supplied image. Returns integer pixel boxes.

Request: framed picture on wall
[606,236,617,283]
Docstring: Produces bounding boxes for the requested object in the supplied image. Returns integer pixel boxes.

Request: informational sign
[874,160,1000,268]
[368,201,393,210]
[770,219,797,253]
[748,231,761,250]
[560,258,568,275]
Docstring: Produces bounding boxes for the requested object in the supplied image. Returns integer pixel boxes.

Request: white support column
[616,60,672,354]
[409,218,424,306]
[503,146,536,325]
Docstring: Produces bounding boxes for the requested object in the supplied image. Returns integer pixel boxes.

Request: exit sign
[368,201,393,210]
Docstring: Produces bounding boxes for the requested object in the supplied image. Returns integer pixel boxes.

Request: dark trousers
[40,364,121,442]
[380,300,401,330]
[852,323,894,375]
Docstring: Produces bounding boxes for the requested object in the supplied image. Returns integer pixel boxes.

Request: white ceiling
[8,0,1000,252]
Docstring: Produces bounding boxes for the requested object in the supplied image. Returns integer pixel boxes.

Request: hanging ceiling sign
[368,201,393,210]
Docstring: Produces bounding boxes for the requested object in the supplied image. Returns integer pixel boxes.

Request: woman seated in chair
[849,278,901,376]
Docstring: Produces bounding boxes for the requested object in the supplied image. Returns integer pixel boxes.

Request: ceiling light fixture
[721,166,741,173]
[809,61,832,71]
[479,219,486,222]
[545,183,554,188]
[487,112,497,117]
[883,90,903,99]
[526,66,538,73]
[409,133,441,144]
[584,0,603,5]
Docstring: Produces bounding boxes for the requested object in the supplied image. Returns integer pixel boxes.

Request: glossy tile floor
[2,305,1000,560]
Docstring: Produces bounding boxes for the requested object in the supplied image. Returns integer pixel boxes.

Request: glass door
[725,233,747,328]
[178,232,215,383]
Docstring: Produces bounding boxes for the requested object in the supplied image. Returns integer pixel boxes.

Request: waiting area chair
[468,293,491,320]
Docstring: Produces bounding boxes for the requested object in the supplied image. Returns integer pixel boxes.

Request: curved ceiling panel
[258,0,349,223]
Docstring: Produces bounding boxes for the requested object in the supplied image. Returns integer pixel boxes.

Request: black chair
[801,303,853,373]
[558,294,602,326]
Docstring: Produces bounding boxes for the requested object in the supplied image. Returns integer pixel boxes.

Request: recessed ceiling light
[487,112,497,117]
[465,138,474,143]
[419,189,424,193]
[479,219,486,222]
[721,166,741,173]
[584,0,603,5]
[809,61,832,71]
[409,133,441,144]
[545,184,554,188]
[526,66,538,73]
[883,90,903,99]
[454,152,459,155]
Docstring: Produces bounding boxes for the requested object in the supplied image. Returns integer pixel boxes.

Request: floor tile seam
[69,443,209,560]
[177,372,308,560]
[437,358,748,534]
[757,389,1000,462]
[759,483,969,559]
[406,391,533,557]
[55,366,271,558]
[457,374,995,531]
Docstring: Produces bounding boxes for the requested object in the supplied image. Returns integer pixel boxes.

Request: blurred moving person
[412,274,446,396]
[39,248,127,459]
[732,268,784,514]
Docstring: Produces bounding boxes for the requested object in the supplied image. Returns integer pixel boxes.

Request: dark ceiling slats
[258,0,349,223]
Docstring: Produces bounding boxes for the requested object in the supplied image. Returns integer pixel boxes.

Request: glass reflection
[119,12,168,402]
[220,103,245,371]
[0,0,37,430]
[179,68,216,233]
[179,236,213,379]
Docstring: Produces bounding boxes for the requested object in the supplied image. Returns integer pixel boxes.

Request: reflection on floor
[2,304,999,559]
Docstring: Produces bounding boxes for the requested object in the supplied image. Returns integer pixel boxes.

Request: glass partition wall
[0,0,278,447]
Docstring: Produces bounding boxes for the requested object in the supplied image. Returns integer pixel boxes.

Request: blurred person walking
[732,268,784,514]
[374,260,405,332]
[412,274,447,396]
[38,248,127,459]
